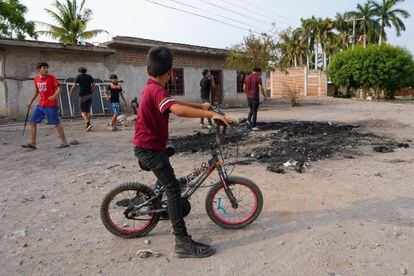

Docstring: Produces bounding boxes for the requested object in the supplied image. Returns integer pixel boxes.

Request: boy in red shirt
[134,46,231,258]
[22,62,69,149]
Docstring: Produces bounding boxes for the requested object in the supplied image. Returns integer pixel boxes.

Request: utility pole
[345,17,366,49]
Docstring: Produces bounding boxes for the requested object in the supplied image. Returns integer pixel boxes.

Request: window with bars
[237,71,248,93]
[166,68,184,96]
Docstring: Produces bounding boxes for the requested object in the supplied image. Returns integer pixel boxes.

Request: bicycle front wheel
[205,176,263,229]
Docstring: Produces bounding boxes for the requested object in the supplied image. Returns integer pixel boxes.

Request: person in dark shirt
[243,67,267,131]
[69,67,96,131]
[199,69,215,129]
[104,74,127,131]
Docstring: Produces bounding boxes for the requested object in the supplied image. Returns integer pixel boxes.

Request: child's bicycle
[100,108,263,238]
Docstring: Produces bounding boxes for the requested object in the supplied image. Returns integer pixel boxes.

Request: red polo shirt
[133,79,176,151]
[34,75,60,107]
[244,73,262,99]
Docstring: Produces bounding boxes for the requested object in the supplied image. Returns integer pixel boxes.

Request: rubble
[170,121,408,172]
[125,115,137,126]
[69,139,80,145]
[373,145,394,153]
[136,249,160,258]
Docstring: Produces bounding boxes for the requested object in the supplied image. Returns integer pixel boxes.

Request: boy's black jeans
[247,98,260,127]
[134,147,188,239]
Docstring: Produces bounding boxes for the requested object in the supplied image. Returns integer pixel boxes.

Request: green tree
[328,45,414,99]
[0,0,36,39]
[38,0,107,45]
[226,31,278,71]
[372,0,410,45]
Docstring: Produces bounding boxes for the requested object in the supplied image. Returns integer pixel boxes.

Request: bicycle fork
[215,162,239,209]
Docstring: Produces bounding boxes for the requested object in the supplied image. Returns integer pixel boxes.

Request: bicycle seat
[138,147,175,171]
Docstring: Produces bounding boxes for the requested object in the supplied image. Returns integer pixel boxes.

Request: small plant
[281,82,302,106]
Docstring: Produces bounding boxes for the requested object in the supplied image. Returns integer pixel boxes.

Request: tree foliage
[226,31,278,71]
[278,0,410,70]
[327,45,414,98]
[0,0,37,39]
[38,0,107,45]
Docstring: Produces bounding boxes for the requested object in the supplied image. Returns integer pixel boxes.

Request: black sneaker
[175,236,215,258]
[85,122,92,131]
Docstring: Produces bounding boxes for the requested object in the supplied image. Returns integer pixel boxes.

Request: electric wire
[166,0,263,30]
[193,0,271,26]
[238,0,296,23]
[141,0,261,33]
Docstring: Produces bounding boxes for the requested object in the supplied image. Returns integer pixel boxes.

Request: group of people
[68,68,127,132]
[198,67,267,131]
[21,46,266,258]
[22,63,128,149]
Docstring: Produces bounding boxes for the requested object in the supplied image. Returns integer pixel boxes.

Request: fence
[58,78,114,118]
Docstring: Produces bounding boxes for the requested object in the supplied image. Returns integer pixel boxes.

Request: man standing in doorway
[69,67,96,131]
[243,67,266,131]
[199,69,215,129]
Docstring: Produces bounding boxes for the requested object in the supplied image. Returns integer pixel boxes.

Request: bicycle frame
[131,145,238,215]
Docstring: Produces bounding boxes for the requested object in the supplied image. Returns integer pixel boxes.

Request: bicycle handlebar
[210,107,227,145]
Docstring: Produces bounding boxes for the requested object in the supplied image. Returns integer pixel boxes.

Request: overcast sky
[21,0,414,53]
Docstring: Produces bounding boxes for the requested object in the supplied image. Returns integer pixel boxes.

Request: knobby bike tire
[100,182,161,238]
[205,176,263,229]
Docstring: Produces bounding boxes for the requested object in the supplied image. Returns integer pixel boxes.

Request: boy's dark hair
[147,46,173,77]
[36,62,49,69]
[78,66,87,74]
[253,67,262,73]
[202,69,209,76]
[109,74,118,79]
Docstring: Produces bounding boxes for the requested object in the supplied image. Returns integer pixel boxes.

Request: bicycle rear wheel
[100,182,161,238]
[205,176,263,229]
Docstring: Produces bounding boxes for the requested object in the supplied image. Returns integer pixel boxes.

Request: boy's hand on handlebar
[212,114,233,126]
[202,102,212,110]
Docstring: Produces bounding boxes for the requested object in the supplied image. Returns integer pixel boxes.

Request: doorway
[210,70,222,105]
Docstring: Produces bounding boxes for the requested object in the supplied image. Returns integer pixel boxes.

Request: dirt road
[0,98,413,275]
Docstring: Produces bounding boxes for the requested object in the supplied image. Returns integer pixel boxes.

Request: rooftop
[101,36,229,56]
[0,38,116,55]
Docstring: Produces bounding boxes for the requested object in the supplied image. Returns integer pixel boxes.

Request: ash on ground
[169,121,409,173]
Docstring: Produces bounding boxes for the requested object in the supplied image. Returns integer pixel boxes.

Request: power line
[141,0,260,34]
[237,0,296,25]
[166,0,263,30]
[300,0,338,14]
[220,0,291,26]
[193,0,271,26]
[330,0,348,11]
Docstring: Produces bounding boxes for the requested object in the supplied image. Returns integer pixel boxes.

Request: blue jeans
[111,102,121,116]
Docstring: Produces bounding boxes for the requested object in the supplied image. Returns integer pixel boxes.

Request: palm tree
[324,33,341,66]
[347,1,381,46]
[371,0,410,45]
[313,17,334,70]
[294,18,317,69]
[38,0,107,45]
[334,12,350,50]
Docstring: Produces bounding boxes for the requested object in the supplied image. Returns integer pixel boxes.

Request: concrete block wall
[0,45,241,118]
[271,67,327,98]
